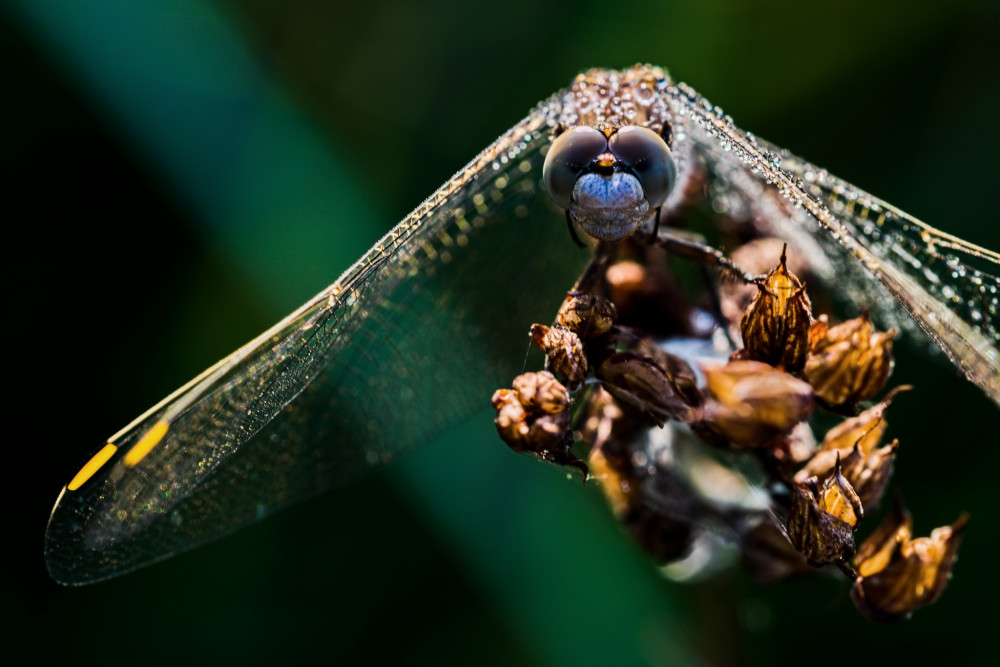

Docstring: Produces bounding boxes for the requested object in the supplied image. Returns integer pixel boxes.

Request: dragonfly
[45,65,1000,585]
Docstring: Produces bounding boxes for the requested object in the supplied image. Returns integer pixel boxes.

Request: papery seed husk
[817,461,864,529]
[740,249,812,372]
[557,293,617,340]
[846,441,896,509]
[722,238,813,344]
[598,351,699,425]
[530,324,588,383]
[493,373,573,462]
[851,513,968,623]
[854,501,912,578]
[786,483,857,565]
[804,315,896,407]
[819,391,900,453]
[512,370,570,414]
[700,361,814,448]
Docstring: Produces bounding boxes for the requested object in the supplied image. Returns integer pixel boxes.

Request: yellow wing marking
[67,443,118,491]
[123,420,170,467]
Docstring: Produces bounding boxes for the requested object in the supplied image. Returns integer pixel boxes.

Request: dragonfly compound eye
[542,126,608,210]
[607,125,676,210]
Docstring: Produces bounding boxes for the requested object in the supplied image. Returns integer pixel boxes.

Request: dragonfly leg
[699,261,739,350]
[654,228,762,286]
[652,228,765,349]
[565,210,586,248]
[645,207,663,244]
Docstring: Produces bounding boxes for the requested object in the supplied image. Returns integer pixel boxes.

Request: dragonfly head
[543,124,677,241]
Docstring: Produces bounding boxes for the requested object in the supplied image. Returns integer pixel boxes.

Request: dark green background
[8,0,998,664]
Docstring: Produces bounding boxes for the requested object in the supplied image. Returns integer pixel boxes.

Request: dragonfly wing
[665,82,1000,406]
[45,94,590,584]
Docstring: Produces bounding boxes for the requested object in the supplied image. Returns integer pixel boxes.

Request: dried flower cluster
[492,239,965,623]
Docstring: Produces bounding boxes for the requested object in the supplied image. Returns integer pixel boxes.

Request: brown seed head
[700,360,814,448]
[491,371,586,476]
[721,238,812,341]
[853,502,913,578]
[740,247,813,372]
[845,440,896,509]
[598,351,702,426]
[804,314,896,407]
[851,504,968,623]
[491,385,569,456]
[817,457,864,529]
[819,388,905,453]
[800,439,897,510]
[786,468,861,566]
[634,339,703,407]
[557,293,617,341]
[530,323,588,384]
[796,392,905,508]
[512,370,570,415]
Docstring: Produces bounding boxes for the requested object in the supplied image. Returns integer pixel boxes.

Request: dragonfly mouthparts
[570,172,649,241]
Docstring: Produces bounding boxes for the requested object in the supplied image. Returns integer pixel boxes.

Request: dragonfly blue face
[45,65,1000,586]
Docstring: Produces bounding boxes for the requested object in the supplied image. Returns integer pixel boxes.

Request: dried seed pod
[804,314,896,407]
[807,313,831,350]
[633,338,702,408]
[721,238,813,341]
[530,323,588,384]
[853,501,913,576]
[699,360,814,448]
[597,351,701,425]
[844,440,899,509]
[851,504,968,623]
[757,422,819,471]
[800,440,897,510]
[796,392,903,508]
[557,293,617,341]
[786,463,862,565]
[492,373,570,456]
[511,370,571,414]
[492,388,567,456]
[818,388,905,453]
[844,440,896,509]
[491,371,586,475]
[818,459,864,529]
[740,246,813,372]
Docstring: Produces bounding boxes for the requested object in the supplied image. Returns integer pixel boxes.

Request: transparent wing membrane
[665,83,1000,403]
[45,97,590,584]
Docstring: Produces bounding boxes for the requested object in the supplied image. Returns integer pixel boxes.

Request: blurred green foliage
[7,0,999,664]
